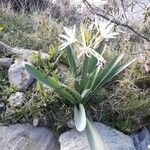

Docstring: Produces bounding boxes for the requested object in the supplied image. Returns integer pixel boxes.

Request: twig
[83,0,150,42]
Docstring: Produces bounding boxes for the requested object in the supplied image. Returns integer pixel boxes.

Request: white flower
[58,23,106,67]
[94,16,119,39]
[77,23,106,66]
[77,44,106,66]
[58,25,77,51]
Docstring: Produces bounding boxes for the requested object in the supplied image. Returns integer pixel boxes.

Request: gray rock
[67,120,75,129]
[131,127,150,150]
[8,92,26,107]
[0,41,50,62]
[59,122,136,150]
[10,48,50,62]
[8,61,34,91]
[0,58,14,68]
[0,124,59,150]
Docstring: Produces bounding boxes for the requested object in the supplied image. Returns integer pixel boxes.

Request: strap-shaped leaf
[66,46,77,77]
[89,65,101,91]
[83,53,125,102]
[61,84,82,103]
[93,58,136,93]
[25,64,76,105]
[74,104,86,131]
[91,53,125,90]
[85,119,104,150]
[79,56,90,93]
[83,54,136,103]
[81,89,90,98]
[84,71,96,89]
[100,58,136,87]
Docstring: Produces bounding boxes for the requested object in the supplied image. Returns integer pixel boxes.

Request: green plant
[26,16,135,149]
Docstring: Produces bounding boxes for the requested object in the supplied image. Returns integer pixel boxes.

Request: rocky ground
[0,122,149,150]
[0,41,150,150]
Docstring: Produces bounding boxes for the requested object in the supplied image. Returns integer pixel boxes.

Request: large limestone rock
[8,92,26,107]
[0,124,59,150]
[0,41,50,62]
[131,127,150,150]
[8,61,34,91]
[9,47,50,62]
[59,122,136,150]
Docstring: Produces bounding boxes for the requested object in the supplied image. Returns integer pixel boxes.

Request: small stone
[8,92,26,107]
[67,120,75,129]
[57,63,68,83]
[59,122,136,150]
[33,118,39,127]
[0,58,14,68]
[0,102,5,113]
[8,61,34,91]
[33,117,49,127]
[0,102,5,108]
[0,124,59,150]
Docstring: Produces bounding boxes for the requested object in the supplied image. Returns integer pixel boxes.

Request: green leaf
[79,56,90,92]
[25,64,76,105]
[74,104,86,131]
[66,46,77,77]
[61,84,83,103]
[85,119,104,150]
[81,89,90,98]
[83,54,136,103]
[89,66,101,91]
[26,64,61,89]
[94,58,136,92]
[91,53,125,90]
[100,58,136,86]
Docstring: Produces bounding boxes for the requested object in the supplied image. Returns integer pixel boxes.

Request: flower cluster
[58,16,119,67]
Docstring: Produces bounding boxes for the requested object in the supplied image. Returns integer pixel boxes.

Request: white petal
[72,25,76,35]
[63,27,72,36]
[59,34,70,41]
